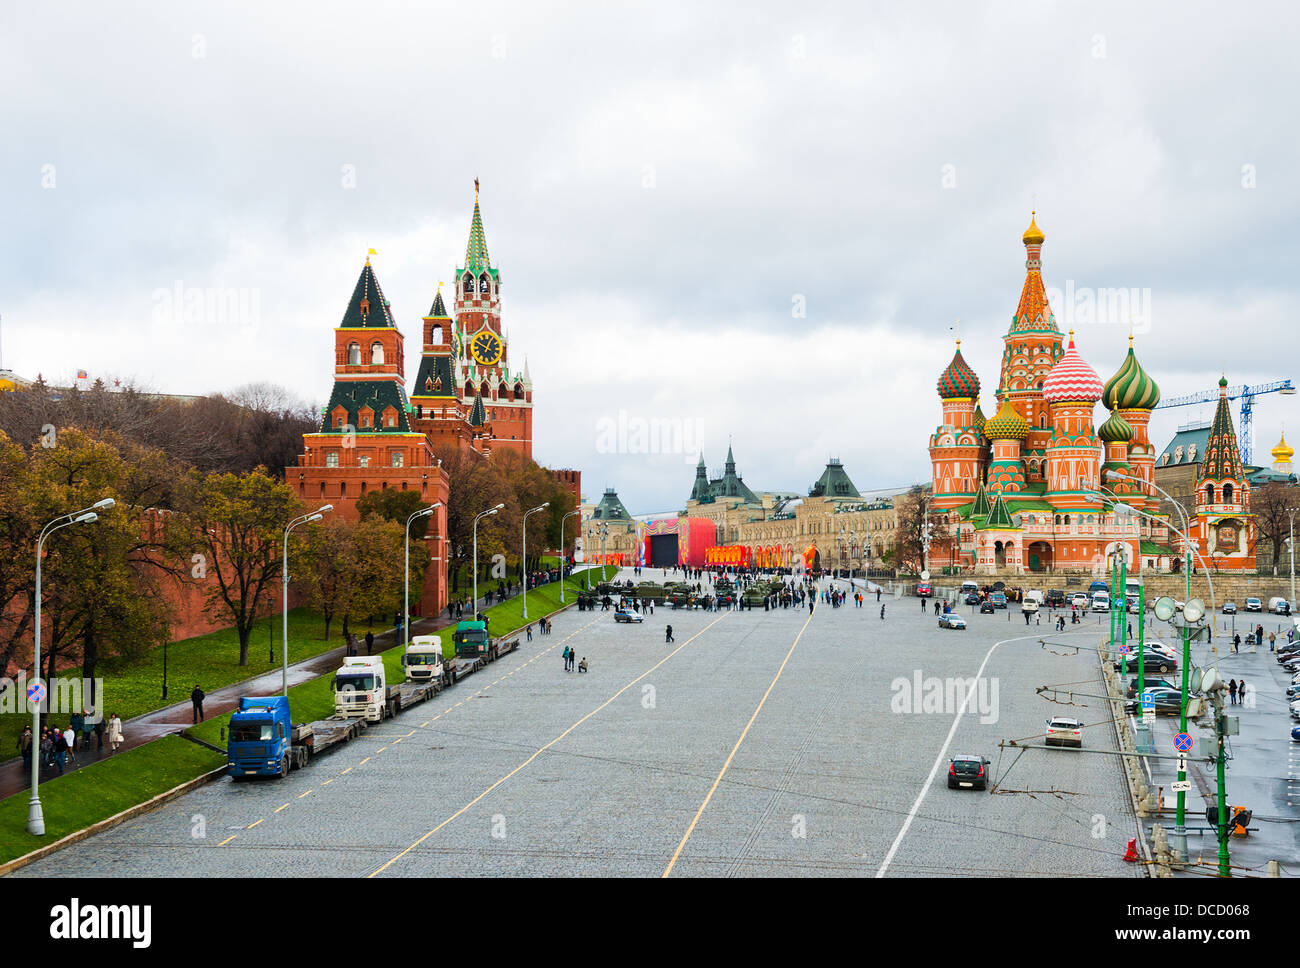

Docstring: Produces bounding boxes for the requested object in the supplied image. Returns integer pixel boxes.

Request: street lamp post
[1288,508,1299,608]
[560,510,581,604]
[28,498,113,836]
[404,503,441,650]
[472,503,505,622]
[283,505,332,696]
[521,503,550,620]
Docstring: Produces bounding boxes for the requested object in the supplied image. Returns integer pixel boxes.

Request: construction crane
[1155,379,1296,465]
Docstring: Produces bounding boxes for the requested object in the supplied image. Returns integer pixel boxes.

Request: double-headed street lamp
[473,503,505,620]
[283,505,332,696]
[521,503,550,620]
[560,510,581,604]
[28,498,114,836]
[404,503,441,649]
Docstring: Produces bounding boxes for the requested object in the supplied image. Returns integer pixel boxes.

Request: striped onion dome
[984,398,1030,441]
[972,405,987,434]
[937,345,980,399]
[1097,410,1134,443]
[1042,332,1104,404]
[1102,336,1161,411]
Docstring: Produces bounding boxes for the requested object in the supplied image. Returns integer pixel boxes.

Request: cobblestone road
[11,574,1142,878]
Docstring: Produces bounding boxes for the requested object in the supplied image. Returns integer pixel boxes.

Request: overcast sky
[3,2,1298,513]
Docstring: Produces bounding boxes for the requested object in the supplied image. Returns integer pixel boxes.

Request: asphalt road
[10,572,1142,878]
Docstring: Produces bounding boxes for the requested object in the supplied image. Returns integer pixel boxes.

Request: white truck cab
[333,656,391,722]
[1091,590,1111,612]
[404,635,446,684]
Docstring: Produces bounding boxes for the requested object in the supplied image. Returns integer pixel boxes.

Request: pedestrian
[191,685,206,724]
[526,624,533,642]
[1239,678,1249,706]
[52,728,67,775]
[880,604,886,620]
[108,713,123,753]
[70,709,84,750]
[1233,633,1240,654]
[665,624,674,643]
[18,725,32,775]
[365,631,374,655]
[1270,631,1277,652]
[561,645,569,671]
[1228,679,1238,705]
[1024,610,1031,626]
[63,724,77,764]
[578,657,588,673]
[94,713,105,752]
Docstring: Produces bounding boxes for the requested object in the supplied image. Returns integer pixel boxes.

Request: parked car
[1114,653,1177,674]
[614,608,644,624]
[1222,601,1238,614]
[1045,716,1084,748]
[1125,687,1183,716]
[1021,600,1039,615]
[917,582,932,597]
[947,754,992,790]
[1270,597,1293,614]
[1291,724,1300,742]
[1290,698,1300,721]
[1090,591,1111,613]
[964,592,981,605]
[979,601,996,614]
[990,591,1007,609]
[1070,593,1090,609]
[1046,589,1066,608]
[1246,598,1263,612]
[939,613,967,630]
[1126,677,1178,699]
[1088,580,1109,593]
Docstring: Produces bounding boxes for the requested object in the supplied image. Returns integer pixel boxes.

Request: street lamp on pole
[283,505,331,696]
[521,503,550,620]
[28,498,113,836]
[1287,508,1299,608]
[404,503,441,650]
[560,510,581,604]
[472,503,505,621]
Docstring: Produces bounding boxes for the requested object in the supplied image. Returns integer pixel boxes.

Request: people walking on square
[108,713,123,753]
[191,685,206,724]
[94,713,105,752]
[1238,678,1248,705]
[880,604,886,620]
[52,729,67,775]
[665,624,674,643]
[1228,679,1238,705]
[1233,633,1240,653]
[526,624,533,642]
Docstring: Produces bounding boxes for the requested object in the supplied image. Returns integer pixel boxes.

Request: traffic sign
[1173,732,1194,753]
[1141,691,1154,708]
[1118,643,1132,655]
[1142,708,1155,722]
[1171,780,1192,792]
[26,680,45,705]
[1177,754,1188,772]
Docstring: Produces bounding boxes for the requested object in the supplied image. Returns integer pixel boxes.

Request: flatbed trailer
[393,679,443,711]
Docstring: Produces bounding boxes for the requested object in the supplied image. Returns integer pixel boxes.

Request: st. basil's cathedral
[928,215,1255,576]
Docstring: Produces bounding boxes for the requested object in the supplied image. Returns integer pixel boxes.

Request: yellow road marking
[360,757,371,765]
[218,835,237,846]
[298,790,312,798]
[322,779,334,786]
[368,613,728,878]
[662,609,814,877]
[421,721,429,727]
[246,819,264,829]
[393,738,403,744]
[405,730,415,737]
[341,767,353,775]
[273,803,289,813]
[376,747,387,753]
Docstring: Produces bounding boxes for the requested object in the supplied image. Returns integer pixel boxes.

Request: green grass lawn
[1,607,348,758]
[0,735,225,867]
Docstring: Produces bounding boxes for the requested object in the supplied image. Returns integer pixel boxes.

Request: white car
[1070,593,1090,609]
[614,608,644,624]
[1270,597,1293,614]
[1246,598,1263,612]
[1045,716,1083,748]
[939,613,967,630]
[1290,698,1300,720]
[1021,600,1039,614]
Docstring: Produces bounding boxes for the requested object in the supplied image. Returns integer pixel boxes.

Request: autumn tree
[892,487,950,574]
[177,467,303,665]
[1249,481,1300,573]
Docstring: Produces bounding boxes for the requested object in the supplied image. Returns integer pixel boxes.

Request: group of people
[525,617,552,640]
[17,711,125,779]
[560,645,587,673]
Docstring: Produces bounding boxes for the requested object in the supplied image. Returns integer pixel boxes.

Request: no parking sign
[27,680,46,706]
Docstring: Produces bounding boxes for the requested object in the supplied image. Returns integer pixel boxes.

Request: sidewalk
[0,613,456,801]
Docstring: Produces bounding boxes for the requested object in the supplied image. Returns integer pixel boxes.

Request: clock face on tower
[470,329,503,366]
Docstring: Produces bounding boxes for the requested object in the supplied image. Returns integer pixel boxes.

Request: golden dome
[1022,211,1045,246]
[1273,432,1294,461]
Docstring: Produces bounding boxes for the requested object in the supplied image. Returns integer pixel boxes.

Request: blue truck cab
[227,696,294,779]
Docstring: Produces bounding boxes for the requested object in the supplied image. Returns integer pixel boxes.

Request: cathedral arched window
[431,324,442,344]
[348,342,361,365]
[1063,514,1070,526]
[1223,483,1233,504]
[481,381,491,398]
[463,273,474,295]
[514,383,524,400]
[370,342,384,365]
[1206,484,1215,504]
[478,274,490,294]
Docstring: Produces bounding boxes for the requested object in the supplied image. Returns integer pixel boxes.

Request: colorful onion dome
[1219,374,1229,388]
[1042,331,1104,404]
[1103,335,1161,411]
[1022,211,1045,246]
[984,398,1030,440]
[937,344,980,399]
[972,405,987,434]
[1097,410,1134,443]
[1273,432,1294,461]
